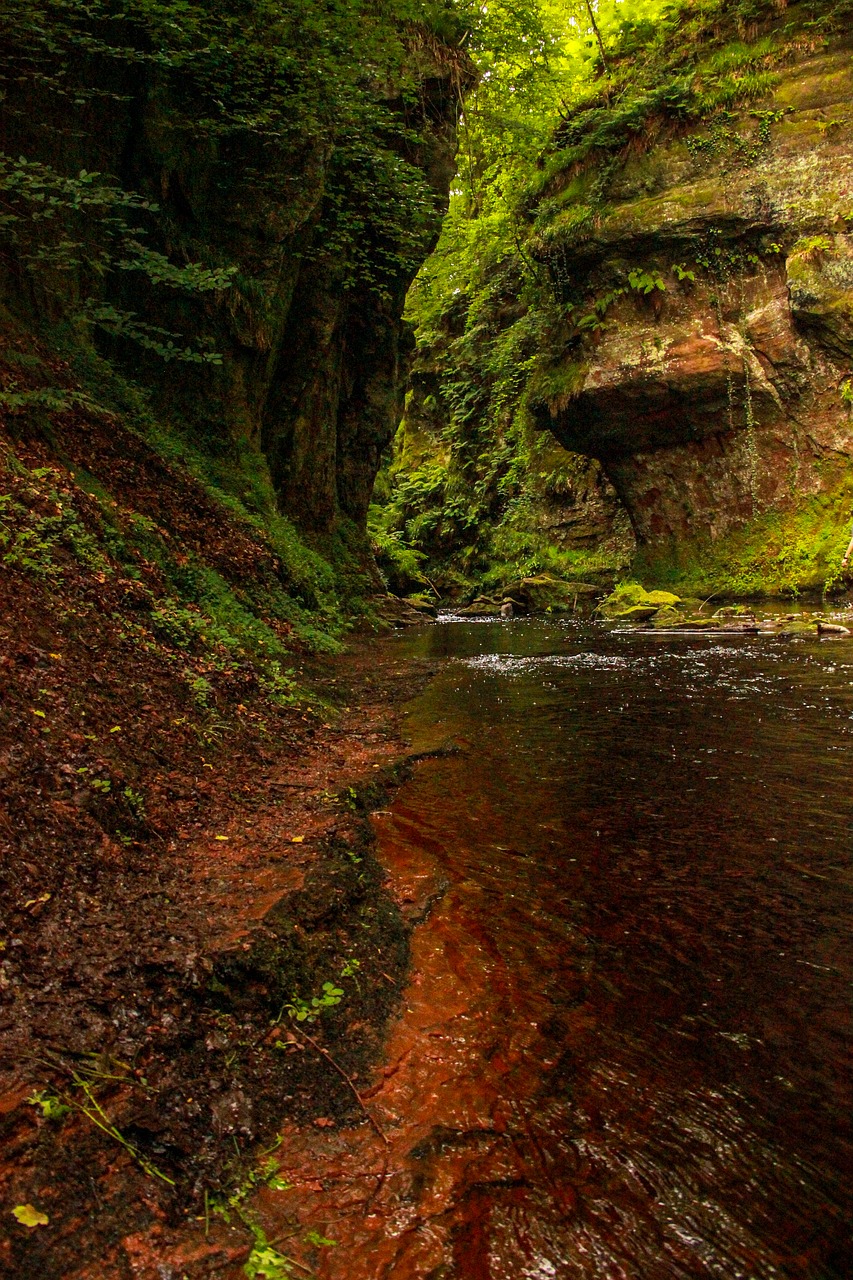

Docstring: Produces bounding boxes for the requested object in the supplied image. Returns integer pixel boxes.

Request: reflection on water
[270,619,853,1279]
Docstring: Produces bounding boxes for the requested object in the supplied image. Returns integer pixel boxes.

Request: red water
[260,619,852,1279]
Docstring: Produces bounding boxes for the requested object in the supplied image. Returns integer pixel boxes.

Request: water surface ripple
[273,619,852,1279]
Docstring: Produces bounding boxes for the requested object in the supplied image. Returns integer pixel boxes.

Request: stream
[268,617,852,1279]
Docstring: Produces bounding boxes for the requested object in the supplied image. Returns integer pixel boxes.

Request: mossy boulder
[778,620,818,636]
[612,604,659,622]
[403,596,438,618]
[457,597,502,617]
[502,574,601,613]
[651,605,683,628]
[670,617,721,630]
[600,582,681,618]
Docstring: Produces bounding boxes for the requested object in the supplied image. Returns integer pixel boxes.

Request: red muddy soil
[0,372,434,1279]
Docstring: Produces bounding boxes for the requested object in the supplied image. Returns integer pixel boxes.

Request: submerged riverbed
[269,617,852,1279]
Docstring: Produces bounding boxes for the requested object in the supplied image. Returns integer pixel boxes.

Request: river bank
[0,603,436,1279]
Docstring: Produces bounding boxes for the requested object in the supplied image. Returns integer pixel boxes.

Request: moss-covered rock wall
[527,0,853,592]
[0,1,472,542]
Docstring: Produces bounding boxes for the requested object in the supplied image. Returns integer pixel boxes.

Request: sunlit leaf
[12,1204,49,1227]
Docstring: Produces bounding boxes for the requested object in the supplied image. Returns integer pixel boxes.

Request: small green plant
[304,1231,336,1249]
[27,1089,71,1121]
[575,285,627,332]
[790,234,832,262]
[189,674,213,707]
[244,1221,335,1276]
[36,1068,176,1185]
[628,268,665,294]
[205,1147,309,1279]
[283,982,345,1024]
[122,786,146,821]
[216,1152,293,1217]
[672,263,695,283]
[150,599,208,648]
[244,1237,294,1280]
[257,661,298,706]
[91,778,112,794]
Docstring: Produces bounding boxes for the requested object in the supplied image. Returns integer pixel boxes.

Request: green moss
[526,360,586,414]
[633,482,853,598]
[58,338,363,645]
[698,36,779,75]
[599,581,681,617]
[610,603,659,621]
[652,605,683,628]
[534,202,596,244]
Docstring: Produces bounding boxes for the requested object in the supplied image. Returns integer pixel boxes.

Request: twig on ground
[288,1025,391,1213]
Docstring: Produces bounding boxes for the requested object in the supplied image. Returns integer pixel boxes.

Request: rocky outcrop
[522,437,635,554]
[1,12,471,539]
[392,337,634,584]
[528,8,853,586]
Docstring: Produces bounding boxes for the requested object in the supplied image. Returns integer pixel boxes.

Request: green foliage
[283,981,345,1024]
[206,1152,303,1279]
[1,0,468,330]
[390,1,696,590]
[0,467,112,579]
[0,154,231,363]
[684,106,785,167]
[241,1213,335,1278]
[144,577,301,707]
[692,226,761,279]
[389,0,853,598]
[367,502,430,594]
[213,1150,293,1223]
[64,1065,175,1184]
[575,287,624,330]
[790,234,833,261]
[45,343,363,649]
[27,1089,71,1122]
[244,1242,290,1280]
[628,268,665,294]
[0,437,341,724]
[634,479,853,599]
[244,1237,294,1280]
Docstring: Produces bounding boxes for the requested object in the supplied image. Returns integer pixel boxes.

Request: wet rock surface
[0,704,428,1279]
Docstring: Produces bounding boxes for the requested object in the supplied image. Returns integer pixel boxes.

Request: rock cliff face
[396,346,634,576]
[527,439,633,555]
[1,12,470,540]
[529,9,853,588]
